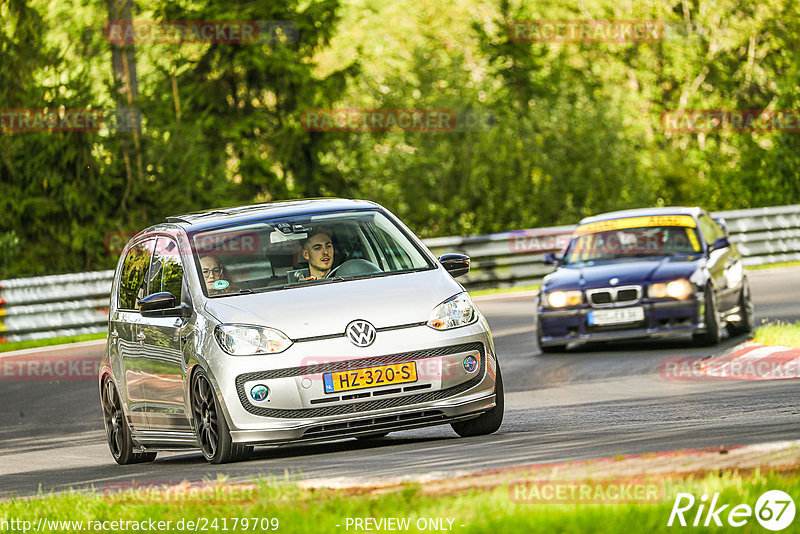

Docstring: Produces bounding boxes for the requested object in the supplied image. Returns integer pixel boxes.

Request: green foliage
[1,0,800,277]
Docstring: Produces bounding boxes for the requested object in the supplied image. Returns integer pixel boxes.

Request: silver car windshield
[191,210,435,296]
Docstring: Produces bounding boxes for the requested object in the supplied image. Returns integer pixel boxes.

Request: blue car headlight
[648,279,694,300]
[546,290,583,308]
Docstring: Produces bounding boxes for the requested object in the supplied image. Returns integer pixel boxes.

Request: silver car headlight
[427,292,477,330]
[214,324,293,355]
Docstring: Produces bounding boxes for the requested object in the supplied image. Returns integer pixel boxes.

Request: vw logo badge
[609,277,619,286]
[346,320,377,347]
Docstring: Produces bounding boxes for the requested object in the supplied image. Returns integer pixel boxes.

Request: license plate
[588,307,645,326]
[323,362,418,393]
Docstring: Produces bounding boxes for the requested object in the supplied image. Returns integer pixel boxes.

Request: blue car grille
[587,285,642,307]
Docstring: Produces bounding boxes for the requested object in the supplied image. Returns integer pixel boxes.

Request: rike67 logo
[668,490,796,531]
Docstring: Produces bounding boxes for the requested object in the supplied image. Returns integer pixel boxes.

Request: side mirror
[138,292,192,318]
[709,236,730,252]
[439,253,470,278]
[543,252,560,265]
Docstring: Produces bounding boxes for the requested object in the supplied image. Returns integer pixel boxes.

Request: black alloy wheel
[101,378,157,465]
[191,370,253,464]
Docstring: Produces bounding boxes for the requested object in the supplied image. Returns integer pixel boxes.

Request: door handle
[136,332,146,342]
[110,331,119,339]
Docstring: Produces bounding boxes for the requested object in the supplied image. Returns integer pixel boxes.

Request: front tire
[450,365,504,437]
[191,370,253,464]
[728,279,755,336]
[694,287,722,346]
[101,378,157,465]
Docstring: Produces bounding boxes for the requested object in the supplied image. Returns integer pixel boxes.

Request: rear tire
[450,365,504,437]
[694,287,721,346]
[191,370,253,464]
[101,378,157,465]
[728,279,755,336]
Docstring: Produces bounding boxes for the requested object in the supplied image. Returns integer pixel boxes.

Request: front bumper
[538,295,704,346]
[229,390,496,444]
[203,319,498,444]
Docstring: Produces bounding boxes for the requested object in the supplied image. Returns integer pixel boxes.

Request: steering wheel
[327,259,382,278]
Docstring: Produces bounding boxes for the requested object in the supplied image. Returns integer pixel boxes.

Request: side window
[149,237,184,299]
[697,215,722,245]
[119,239,155,310]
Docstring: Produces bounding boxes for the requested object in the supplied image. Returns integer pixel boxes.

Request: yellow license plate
[323,362,418,393]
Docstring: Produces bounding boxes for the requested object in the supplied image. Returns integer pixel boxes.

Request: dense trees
[1,0,799,277]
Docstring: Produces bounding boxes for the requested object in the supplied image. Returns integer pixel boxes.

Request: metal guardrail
[425,205,800,289]
[2,205,799,343]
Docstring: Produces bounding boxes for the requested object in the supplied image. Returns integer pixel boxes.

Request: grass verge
[469,284,540,297]
[1,470,797,533]
[753,322,800,349]
[0,332,106,353]
[746,260,800,270]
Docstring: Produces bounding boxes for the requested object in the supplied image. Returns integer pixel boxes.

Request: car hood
[201,269,462,339]
[543,255,704,291]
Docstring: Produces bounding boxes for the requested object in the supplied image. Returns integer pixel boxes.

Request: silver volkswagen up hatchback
[99,199,503,464]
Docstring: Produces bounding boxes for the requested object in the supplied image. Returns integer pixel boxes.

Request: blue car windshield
[563,224,703,265]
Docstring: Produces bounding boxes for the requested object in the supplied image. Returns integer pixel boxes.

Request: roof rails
[166,210,233,223]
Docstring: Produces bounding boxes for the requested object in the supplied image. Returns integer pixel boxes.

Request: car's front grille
[587,285,642,307]
[309,383,432,404]
[300,410,448,440]
[235,342,485,419]
[591,292,613,305]
[236,342,481,380]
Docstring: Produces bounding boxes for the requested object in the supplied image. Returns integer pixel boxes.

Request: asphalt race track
[1,268,799,498]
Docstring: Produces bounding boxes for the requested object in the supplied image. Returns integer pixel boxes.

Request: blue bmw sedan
[536,207,754,352]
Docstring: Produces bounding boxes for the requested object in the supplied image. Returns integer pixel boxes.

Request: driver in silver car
[299,227,335,280]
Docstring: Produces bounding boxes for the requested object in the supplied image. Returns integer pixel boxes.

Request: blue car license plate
[588,307,645,326]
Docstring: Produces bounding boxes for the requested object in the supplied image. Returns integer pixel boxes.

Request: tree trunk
[106,0,143,216]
